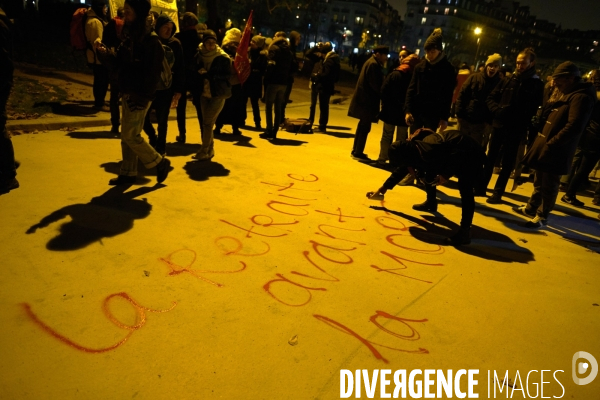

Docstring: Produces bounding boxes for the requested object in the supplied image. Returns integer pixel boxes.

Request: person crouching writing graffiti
[367,129,486,245]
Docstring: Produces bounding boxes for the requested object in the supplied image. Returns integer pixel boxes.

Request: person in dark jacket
[0,5,17,193]
[173,12,202,143]
[404,28,456,135]
[102,7,125,134]
[260,36,293,140]
[282,31,301,122]
[215,28,245,136]
[455,53,502,149]
[482,48,544,203]
[96,0,171,185]
[348,46,388,160]
[243,35,267,129]
[141,14,183,156]
[515,62,596,227]
[306,42,340,133]
[191,30,232,160]
[560,69,600,207]
[367,129,486,245]
[376,53,420,167]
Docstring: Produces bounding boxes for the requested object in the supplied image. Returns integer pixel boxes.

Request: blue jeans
[265,84,287,135]
[120,94,163,176]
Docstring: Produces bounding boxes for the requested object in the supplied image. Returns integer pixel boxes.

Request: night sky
[389,0,600,31]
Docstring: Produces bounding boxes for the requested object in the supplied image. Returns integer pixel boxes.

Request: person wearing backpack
[306,42,340,133]
[85,0,109,111]
[95,0,171,185]
[142,14,183,156]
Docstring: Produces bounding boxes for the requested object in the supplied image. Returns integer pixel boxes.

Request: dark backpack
[284,118,313,134]
[70,8,89,51]
[151,33,175,91]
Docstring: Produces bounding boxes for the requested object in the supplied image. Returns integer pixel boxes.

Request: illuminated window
[421,17,427,24]
[444,7,449,14]
[424,7,428,13]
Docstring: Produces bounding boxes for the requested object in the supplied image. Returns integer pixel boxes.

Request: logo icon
[572,351,598,385]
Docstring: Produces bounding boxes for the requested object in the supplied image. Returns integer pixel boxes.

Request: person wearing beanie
[514,61,596,227]
[402,27,456,196]
[243,35,268,129]
[455,52,503,157]
[86,0,109,111]
[192,29,232,160]
[348,46,388,160]
[367,129,486,245]
[95,0,171,185]
[376,52,420,167]
[560,70,600,208]
[306,41,340,132]
[174,12,202,143]
[141,14,184,156]
[282,31,302,122]
[482,48,544,204]
[215,27,245,136]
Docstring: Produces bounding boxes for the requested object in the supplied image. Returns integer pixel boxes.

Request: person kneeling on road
[366,129,486,245]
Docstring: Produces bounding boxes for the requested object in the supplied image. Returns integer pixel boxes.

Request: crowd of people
[1,2,599,247]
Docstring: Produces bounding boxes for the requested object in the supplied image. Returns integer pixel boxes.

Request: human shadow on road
[214,132,256,148]
[34,100,102,117]
[164,143,200,157]
[318,130,354,139]
[370,205,535,263]
[268,137,308,146]
[67,130,120,139]
[26,185,162,251]
[183,160,230,181]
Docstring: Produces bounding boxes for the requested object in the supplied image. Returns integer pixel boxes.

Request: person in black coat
[306,42,340,133]
[482,48,544,203]
[243,35,267,129]
[404,28,456,135]
[102,7,124,134]
[367,129,486,245]
[348,46,388,160]
[0,5,17,193]
[515,62,596,227]
[142,14,184,155]
[173,12,202,143]
[376,53,419,167]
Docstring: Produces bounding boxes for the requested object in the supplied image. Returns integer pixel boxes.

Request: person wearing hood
[348,46,388,160]
[86,0,109,111]
[404,28,456,138]
[306,41,340,133]
[174,12,202,144]
[260,35,294,140]
[376,52,420,167]
[191,29,232,160]
[215,28,245,136]
[95,0,171,185]
[141,14,183,156]
[366,129,486,245]
[482,48,544,204]
[243,35,268,129]
[455,53,503,150]
[514,62,596,227]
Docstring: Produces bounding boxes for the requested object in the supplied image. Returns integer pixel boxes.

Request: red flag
[234,10,253,85]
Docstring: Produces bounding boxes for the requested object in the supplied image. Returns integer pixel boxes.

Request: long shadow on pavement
[17,67,94,88]
[183,160,230,181]
[268,137,308,146]
[25,185,162,251]
[214,132,256,148]
[34,100,102,117]
[370,205,535,263]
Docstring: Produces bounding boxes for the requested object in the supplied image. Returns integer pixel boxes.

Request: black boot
[412,200,438,212]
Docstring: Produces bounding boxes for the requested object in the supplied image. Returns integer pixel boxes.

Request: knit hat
[181,12,198,30]
[251,35,266,49]
[124,0,151,19]
[485,53,502,66]
[155,14,175,37]
[222,28,241,47]
[289,31,301,46]
[424,28,443,51]
[552,61,581,78]
[202,29,217,43]
[373,45,389,55]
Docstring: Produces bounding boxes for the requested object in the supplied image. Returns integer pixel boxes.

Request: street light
[474,27,482,68]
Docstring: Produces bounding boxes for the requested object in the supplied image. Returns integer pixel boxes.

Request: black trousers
[482,127,522,195]
[109,80,120,130]
[423,171,476,229]
[91,64,110,108]
[352,119,371,155]
[565,149,600,197]
[526,171,561,219]
[142,89,174,155]
[308,86,331,128]
[0,82,15,182]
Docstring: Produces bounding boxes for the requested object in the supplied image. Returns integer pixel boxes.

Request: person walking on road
[95,0,171,185]
[348,45,388,160]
